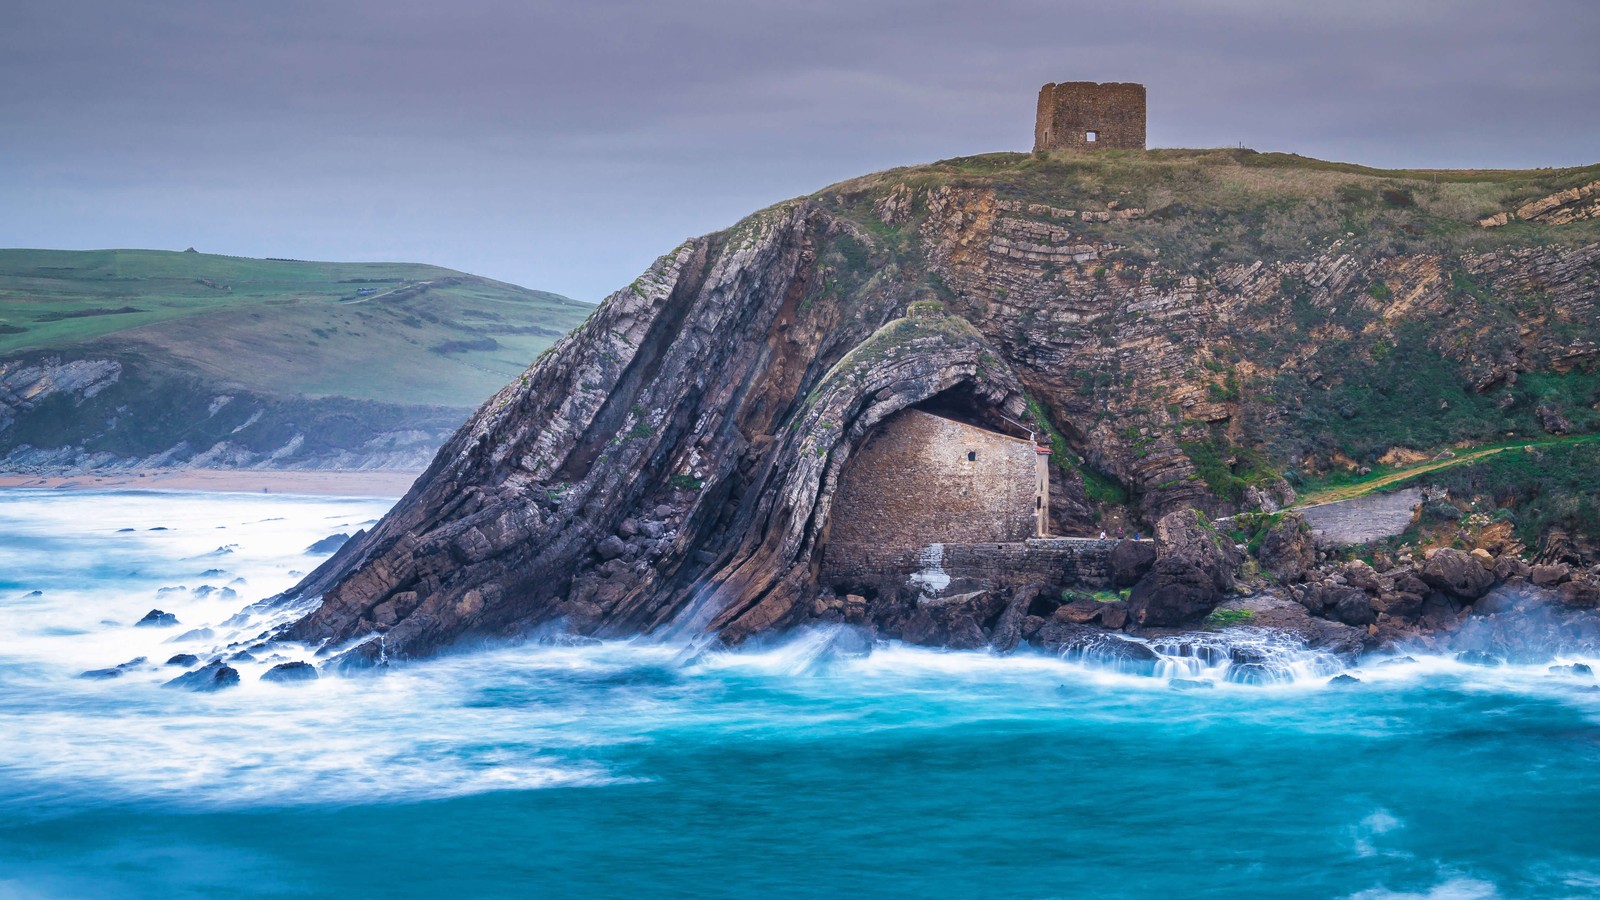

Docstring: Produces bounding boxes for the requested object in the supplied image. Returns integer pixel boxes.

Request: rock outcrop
[260,151,1600,661]
[276,204,1037,662]
[1126,510,1241,627]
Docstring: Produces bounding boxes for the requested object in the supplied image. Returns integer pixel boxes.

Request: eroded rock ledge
[275,203,1036,662]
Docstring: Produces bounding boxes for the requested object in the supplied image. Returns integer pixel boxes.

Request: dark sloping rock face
[1257,513,1315,584]
[275,204,1033,662]
[1126,510,1241,627]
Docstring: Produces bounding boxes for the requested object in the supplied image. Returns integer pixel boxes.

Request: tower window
[967,451,977,462]
[1086,130,1098,142]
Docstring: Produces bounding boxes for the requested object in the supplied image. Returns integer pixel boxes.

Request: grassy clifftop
[0,249,592,407]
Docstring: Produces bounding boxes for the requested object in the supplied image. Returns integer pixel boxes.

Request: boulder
[1109,540,1157,587]
[1331,590,1377,627]
[135,609,179,628]
[898,590,1006,650]
[1419,549,1495,600]
[596,535,628,561]
[1127,510,1241,627]
[1052,596,1106,625]
[1456,650,1503,667]
[1257,513,1315,583]
[78,657,147,680]
[1329,673,1361,685]
[1556,580,1600,608]
[1469,548,1496,569]
[1337,560,1387,593]
[164,653,200,667]
[987,590,1032,653]
[1494,557,1532,581]
[326,637,388,674]
[1531,564,1572,587]
[162,660,240,691]
[261,661,320,683]
[1549,663,1593,678]
[306,533,351,554]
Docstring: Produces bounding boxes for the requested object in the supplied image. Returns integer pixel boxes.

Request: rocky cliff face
[0,353,463,471]
[270,150,1600,662]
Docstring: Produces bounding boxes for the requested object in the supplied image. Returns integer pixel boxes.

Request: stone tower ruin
[1034,82,1146,152]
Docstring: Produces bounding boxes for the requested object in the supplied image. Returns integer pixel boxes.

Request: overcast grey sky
[3,0,1596,300]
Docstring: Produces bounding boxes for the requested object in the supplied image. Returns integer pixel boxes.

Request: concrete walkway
[1298,487,1422,546]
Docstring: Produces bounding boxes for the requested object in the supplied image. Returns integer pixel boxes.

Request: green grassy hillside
[0,249,592,407]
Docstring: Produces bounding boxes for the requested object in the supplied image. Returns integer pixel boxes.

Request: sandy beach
[0,469,421,497]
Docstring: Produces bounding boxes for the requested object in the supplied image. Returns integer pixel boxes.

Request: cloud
[1,0,1596,300]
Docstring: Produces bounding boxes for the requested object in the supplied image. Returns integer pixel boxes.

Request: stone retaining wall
[821,538,1121,595]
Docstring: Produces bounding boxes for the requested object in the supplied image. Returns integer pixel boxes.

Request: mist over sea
[2,489,1599,899]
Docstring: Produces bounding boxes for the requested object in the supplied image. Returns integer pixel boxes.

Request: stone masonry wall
[821,539,1116,594]
[1034,82,1146,151]
[826,408,1038,551]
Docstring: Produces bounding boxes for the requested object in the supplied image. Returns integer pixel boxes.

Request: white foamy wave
[1347,875,1502,899]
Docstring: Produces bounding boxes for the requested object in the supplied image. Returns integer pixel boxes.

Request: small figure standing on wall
[1099,530,1108,541]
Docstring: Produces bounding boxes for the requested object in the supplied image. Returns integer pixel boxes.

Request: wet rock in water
[165,653,200,667]
[820,625,875,659]
[1328,673,1361,685]
[900,590,1006,650]
[325,637,387,674]
[305,533,351,554]
[261,661,319,683]
[162,660,240,691]
[168,627,215,643]
[1420,549,1495,600]
[1033,621,1160,675]
[228,650,257,662]
[1374,656,1417,667]
[1169,678,1215,691]
[1549,663,1594,677]
[79,657,148,679]
[1227,662,1274,685]
[135,609,179,628]
[116,528,135,533]
[1456,650,1503,668]
[1127,510,1241,627]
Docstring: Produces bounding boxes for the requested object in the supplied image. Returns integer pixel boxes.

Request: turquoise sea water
[2,490,1599,899]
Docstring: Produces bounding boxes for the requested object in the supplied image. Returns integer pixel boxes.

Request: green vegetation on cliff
[793,147,1599,543]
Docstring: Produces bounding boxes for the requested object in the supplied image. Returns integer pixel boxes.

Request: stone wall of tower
[1034,82,1146,151]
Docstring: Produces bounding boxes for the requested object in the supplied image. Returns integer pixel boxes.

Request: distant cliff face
[0,249,592,475]
[0,353,462,472]
[273,150,1600,662]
